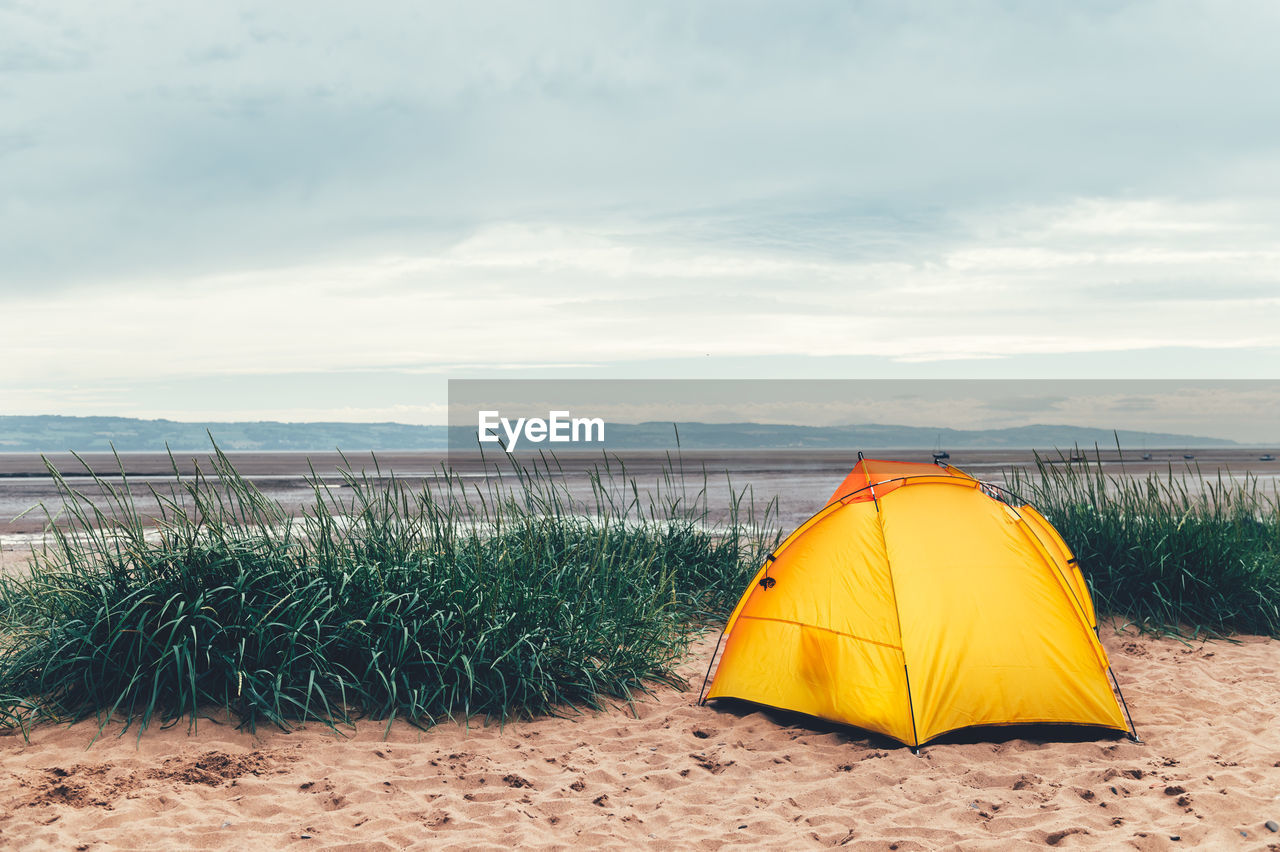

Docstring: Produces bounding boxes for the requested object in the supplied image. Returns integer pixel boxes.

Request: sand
[1,619,1278,851]
[0,543,33,577]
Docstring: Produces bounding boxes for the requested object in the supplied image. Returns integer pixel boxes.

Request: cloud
[4,196,1277,390]
[3,2,1279,426]
[4,1,1280,290]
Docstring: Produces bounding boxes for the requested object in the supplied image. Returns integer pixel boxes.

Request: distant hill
[588,422,1238,451]
[0,415,1237,453]
[0,416,449,452]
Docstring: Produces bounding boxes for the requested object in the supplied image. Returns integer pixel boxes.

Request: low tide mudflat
[3,448,1277,539]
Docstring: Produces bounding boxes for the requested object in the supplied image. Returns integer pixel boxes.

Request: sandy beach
[2,593,1278,850]
[9,1,1280,847]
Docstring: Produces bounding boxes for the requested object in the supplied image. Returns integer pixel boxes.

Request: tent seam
[871,488,920,749]
[734,614,903,652]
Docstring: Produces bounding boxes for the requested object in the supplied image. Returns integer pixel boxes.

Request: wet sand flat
[3,448,1278,539]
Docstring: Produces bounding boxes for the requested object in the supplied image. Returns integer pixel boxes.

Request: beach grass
[0,446,776,737]
[1010,451,1280,638]
[4,443,1278,739]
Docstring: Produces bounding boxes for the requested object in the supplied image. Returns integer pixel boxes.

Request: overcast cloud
[2,1,1278,432]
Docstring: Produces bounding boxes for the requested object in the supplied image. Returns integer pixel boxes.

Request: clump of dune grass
[1010,451,1280,637]
[0,446,777,737]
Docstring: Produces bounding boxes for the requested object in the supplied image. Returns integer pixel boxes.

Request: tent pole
[869,477,913,749]
[904,664,921,752]
[696,626,729,706]
[1108,666,1141,743]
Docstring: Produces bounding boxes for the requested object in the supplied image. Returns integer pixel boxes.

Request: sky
[3,1,1279,435]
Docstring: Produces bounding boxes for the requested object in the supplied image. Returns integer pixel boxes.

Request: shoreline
[4,448,1278,540]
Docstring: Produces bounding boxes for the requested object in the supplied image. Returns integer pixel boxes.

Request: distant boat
[932,435,949,462]
[1142,453,1152,461]
[1068,454,1086,463]
[1183,454,1195,460]
[1261,454,1276,461]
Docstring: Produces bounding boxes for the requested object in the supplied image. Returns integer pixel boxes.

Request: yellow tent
[701,458,1134,748]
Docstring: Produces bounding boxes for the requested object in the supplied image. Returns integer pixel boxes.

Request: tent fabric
[705,460,1127,747]
[823,457,974,506]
